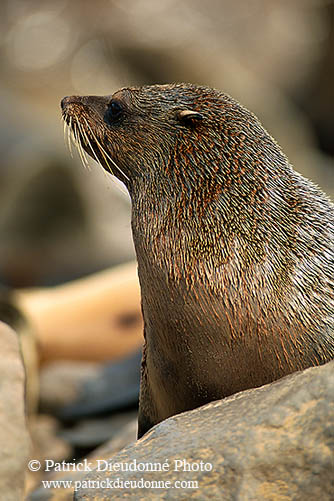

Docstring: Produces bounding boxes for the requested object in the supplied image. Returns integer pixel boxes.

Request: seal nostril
[60,96,70,110]
[61,96,82,110]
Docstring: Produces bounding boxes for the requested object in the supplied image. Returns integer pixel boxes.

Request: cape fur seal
[61,83,334,438]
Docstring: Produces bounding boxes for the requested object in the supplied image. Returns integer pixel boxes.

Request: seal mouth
[61,97,129,183]
[62,106,93,170]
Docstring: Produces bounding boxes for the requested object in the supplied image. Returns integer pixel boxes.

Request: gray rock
[26,414,73,495]
[75,360,334,500]
[39,361,101,413]
[0,321,30,500]
[27,419,137,500]
[58,412,137,448]
[0,290,39,414]
[57,349,141,421]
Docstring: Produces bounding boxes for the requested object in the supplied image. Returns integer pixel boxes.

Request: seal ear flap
[176,110,204,126]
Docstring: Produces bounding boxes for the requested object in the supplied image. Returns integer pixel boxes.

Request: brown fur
[61,83,334,438]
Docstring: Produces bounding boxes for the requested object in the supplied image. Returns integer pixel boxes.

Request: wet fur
[62,83,334,438]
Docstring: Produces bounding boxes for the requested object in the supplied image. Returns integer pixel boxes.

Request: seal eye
[104,100,123,124]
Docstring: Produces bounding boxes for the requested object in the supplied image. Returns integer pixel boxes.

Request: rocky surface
[74,360,334,500]
[26,414,73,495]
[0,321,30,500]
[58,412,137,449]
[39,362,102,413]
[57,349,141,421]
[28,419,137,500]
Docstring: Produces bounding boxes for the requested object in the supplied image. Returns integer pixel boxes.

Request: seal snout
[60,95,83,111]
[61,96,71,110]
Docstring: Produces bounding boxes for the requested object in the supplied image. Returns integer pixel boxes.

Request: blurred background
[0,0,333,287]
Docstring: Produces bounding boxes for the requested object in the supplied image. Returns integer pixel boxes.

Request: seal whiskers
[63,105,130,187]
